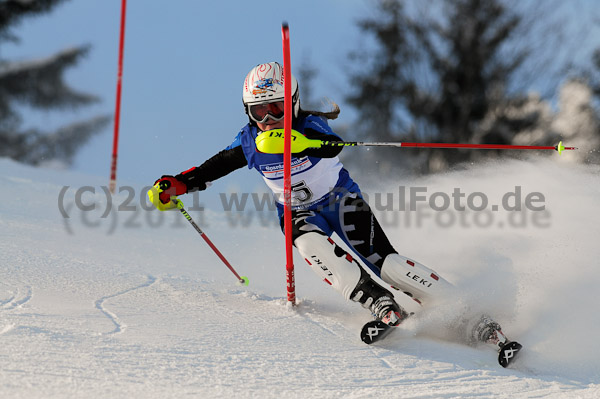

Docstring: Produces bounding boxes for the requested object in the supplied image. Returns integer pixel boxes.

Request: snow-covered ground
[1,156,599,398]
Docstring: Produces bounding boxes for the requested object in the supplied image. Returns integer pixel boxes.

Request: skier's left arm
[295,129,342,158]
[296,122,344,158]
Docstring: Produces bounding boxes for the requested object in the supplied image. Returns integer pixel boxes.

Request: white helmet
[242,62,300,121]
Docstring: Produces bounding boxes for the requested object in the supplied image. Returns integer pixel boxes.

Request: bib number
[291,180,313,203]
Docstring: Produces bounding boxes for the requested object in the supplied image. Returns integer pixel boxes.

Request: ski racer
[150,62,513,354]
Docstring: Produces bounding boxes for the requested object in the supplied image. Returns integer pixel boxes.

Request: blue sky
[4,0,367,189]
[3,0,600,191]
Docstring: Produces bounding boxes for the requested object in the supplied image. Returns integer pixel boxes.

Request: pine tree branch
[0,0,68,41]
[0,114,111,166]
[0,45,99,109]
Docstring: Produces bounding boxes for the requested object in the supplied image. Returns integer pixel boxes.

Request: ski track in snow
[94,275,158,335]
[0,282,32,310]
[0,282,32,336]
[1,157,600,398]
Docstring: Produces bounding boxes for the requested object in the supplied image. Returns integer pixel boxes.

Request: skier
[151,62,516,359]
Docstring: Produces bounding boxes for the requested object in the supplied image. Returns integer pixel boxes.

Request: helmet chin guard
[242,62,299,119]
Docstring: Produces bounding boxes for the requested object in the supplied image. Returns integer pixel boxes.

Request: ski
[360,320,395,344]
[361,319,523,369]
[498,341,523,368]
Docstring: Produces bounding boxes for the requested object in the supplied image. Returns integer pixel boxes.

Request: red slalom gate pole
[281,22,296,305]
[109,0,127,194]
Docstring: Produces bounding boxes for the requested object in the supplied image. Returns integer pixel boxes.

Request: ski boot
[352,268,412,344]
[470,314,523,368]
[351,267,408,326]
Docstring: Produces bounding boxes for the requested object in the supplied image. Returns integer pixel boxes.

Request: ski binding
[360,320,395,344]
[498,341,522,368]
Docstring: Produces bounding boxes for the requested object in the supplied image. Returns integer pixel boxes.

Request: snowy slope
[0,156,599,399]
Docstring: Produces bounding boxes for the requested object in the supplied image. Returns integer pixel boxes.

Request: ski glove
[154,175,187,204]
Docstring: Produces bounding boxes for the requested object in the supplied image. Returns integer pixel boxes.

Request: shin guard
[380,253,454,302]
[295,232,362,300]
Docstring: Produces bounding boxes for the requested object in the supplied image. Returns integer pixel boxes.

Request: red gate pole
[281,22,295,305]
[109,0,127,194]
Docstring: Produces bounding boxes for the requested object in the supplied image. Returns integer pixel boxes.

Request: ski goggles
[247,101,285,123]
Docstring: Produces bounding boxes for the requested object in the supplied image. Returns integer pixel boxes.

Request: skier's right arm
[155,146,247,203]
[177,145,248,192]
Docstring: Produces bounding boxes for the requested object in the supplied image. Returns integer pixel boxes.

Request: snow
[1,156,599,398]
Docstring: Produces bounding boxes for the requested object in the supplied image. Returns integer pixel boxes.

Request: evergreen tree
[297,52,318,111]
[0,0,109,166]
[345,0,564,173]
[592,48,600,100]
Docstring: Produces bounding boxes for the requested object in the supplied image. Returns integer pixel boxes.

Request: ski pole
[172,198,249,286]
[317,140,576,154]
[256,129,577,155]
[148,184,249,286]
